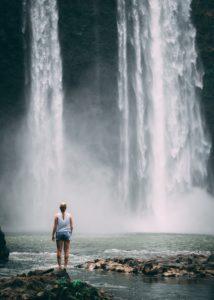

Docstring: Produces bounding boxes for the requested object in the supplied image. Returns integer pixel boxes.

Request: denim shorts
[56,231,71,241]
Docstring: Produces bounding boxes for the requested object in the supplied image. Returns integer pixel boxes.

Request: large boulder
[0,227,9,265]
[0,268,111,299]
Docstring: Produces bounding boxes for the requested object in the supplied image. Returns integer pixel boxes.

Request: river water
[1,233,214,299]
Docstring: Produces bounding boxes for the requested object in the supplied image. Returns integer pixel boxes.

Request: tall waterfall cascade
[27,0,64,213]
[118,0,129,208]
[117,0,211,215]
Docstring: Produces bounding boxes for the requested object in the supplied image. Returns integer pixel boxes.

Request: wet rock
[0,227,9,264]
[163,270,176,277]
[77,254,214,279]
[206,269,214,276]
[142,263,160,276]
[186,264,196,272]
[187,257,193,264]
[207,254,214,263]
[124,265,134,273]
[115,265,125,273]
[206,262,214,269]
[1,287,13,297]
[28,268,55,276]
[36,291,45,298]
[0,268,111,299]
[88,263,96,271]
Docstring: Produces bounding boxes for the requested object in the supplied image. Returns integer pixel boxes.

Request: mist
[126,189,214,235]
[0,94,214,235]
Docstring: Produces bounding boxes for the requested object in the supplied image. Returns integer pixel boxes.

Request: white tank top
[56,212,71,233]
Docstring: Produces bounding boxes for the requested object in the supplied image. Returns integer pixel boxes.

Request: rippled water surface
[1,233,214,299]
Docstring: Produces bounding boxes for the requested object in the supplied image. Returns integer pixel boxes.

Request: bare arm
[70,214,74,232]
[52,215,58,241]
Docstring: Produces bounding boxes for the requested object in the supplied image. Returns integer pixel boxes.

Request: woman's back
[52,203,73,269]
[56,212,71,233]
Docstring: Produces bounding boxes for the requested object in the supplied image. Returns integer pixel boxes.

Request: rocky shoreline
[0,268,111,299]
[77,254,214,278]
[0,254,213,299]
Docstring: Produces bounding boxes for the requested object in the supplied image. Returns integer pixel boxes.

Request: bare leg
[56,240,64,269]
[64,240,70,268]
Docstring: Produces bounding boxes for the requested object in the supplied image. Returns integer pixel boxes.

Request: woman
[52,203,74,269]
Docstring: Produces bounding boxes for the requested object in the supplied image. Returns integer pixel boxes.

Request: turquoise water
[1,233,214,299]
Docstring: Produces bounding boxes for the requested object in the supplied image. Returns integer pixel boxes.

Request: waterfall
[27,0,64,215]
[117,0,129,207]
[117,0,211,215]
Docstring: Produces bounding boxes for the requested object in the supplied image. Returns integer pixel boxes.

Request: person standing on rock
[52,203,74,269]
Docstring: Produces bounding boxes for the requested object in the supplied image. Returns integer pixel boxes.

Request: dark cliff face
[57,0,119,166]
[0,0,25,187]
[191,0,214,171]
[0,0,25,124]
[58,0,118,102]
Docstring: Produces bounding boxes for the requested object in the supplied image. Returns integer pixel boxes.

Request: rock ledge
[77,254,214,278]
[0,268,111,299]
